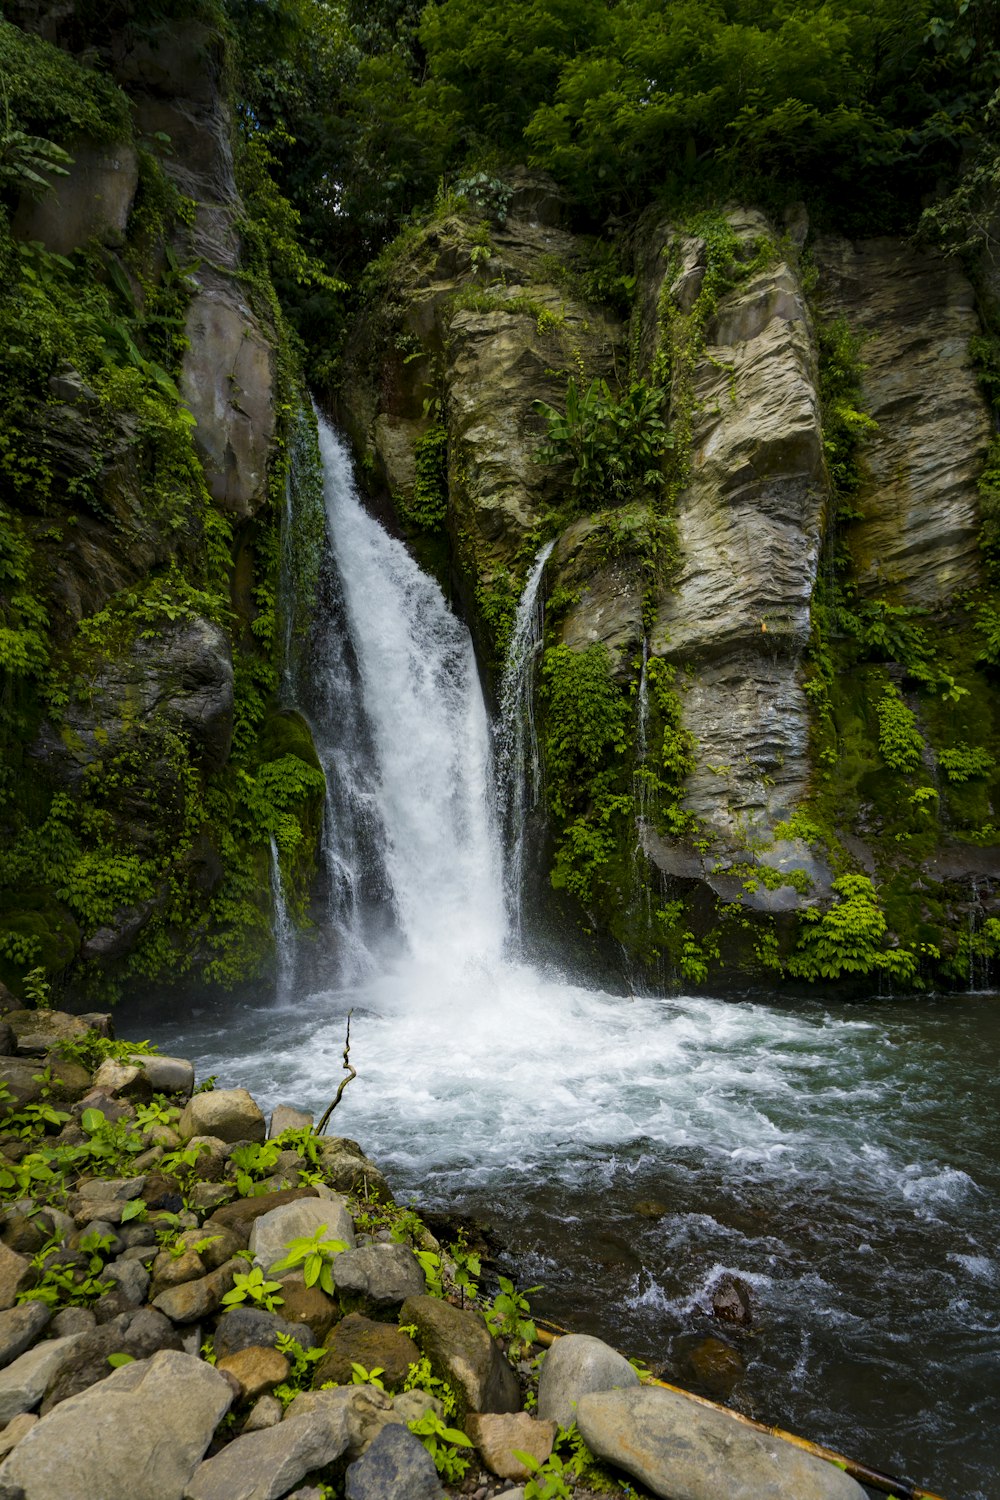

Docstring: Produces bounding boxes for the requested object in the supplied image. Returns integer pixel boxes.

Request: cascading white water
[318,420,506,968]
[127,421,1000,1500]
[268,836,295,1005]
[495,540,555,942]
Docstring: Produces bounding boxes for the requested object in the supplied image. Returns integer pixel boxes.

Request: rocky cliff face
[343,186,1000,991]
[0,9,322,1002]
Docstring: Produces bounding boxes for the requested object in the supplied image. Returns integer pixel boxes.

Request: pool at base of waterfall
[120,971,1000,1500]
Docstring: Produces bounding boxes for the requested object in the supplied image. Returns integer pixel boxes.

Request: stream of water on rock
[123,422,1000,1500]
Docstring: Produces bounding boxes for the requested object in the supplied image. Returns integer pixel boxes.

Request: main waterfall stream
[123,423,1000,1500]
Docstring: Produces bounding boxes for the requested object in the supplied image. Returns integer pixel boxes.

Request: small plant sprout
[485,1275,541,1356]
[407,1409,474,1482]
[270,1226,348,1294]
[220,1266,285,1312]
[350,1362,385,1389]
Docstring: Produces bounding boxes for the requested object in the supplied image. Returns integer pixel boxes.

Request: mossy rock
[0,889,82,996]
[256,710,322,772]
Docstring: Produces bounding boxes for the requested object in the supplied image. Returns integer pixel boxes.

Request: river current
[121,423,999,1500]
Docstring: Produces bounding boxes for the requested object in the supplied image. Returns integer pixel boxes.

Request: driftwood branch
[315,1009,356,1135]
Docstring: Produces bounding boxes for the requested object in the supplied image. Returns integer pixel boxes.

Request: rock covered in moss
[400,1293,521,1415]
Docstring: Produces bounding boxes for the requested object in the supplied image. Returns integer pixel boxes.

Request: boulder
[248,1196,355,1276]
[0,1304,51,1370]
[311,1139,393,1203]
[104,1257,150,1307]
[344,1422,445,1500]
[0,1244,35,1314]
[711,1274,754,1328]
[313,1314,419,1392]
[213,1307,306,1362]
[576,1387,865,1500]
[0,1349,233,1500]
[274,1276,337,1341]
[466,1411,556,1480]
[184,1405,350,1500]
[13,141,139,255]
[0,1413,35,1461]
[268,1105,312,1138]
[92,1060,152,1100]
[178,1089,266,1144]
[243,1394,283,1432]
[0,1335,87,1424]
[130,1055,195,1097]
[400,1294,520,1416]
[537,1333,640,1430]
[2,1010,90,1056]
[207,1187,319,1240]
[216,1345,290,1403]
[0,1056,90,1110]
[76,1175,146,1205]
[287,1384,401,1459]
[331,1243,426,1308]
[41,1314,182,1413]
[152,1258,242,1323]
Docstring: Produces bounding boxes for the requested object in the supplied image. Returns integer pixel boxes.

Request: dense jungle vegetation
[0,0,997,1003]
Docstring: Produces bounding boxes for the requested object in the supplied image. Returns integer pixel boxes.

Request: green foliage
[817,317,879,503]
[540,645,629,820]
[875,686,924,772]
[403,1355,459,1418]
[937,743,996,783]
[484,1274,540,1356]
[533,378,670,510]
[0,20,132,148]
[407,1408,474,1482]
[788,874,922,982]
[272,1333,326,1407]
[220,1265,285,1313]
[398,425,448,531]
[230,1140,282,1196]
[270,1225,348,1293]
[20,1232,113,1310]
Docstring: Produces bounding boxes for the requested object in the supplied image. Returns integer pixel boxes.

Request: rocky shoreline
[0,1003,870,1500]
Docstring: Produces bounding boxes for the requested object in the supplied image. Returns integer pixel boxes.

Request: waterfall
[495,541,555,941]
[268,836,295,1004]
[316,419,506,968]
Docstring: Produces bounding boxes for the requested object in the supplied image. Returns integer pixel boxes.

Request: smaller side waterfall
[495,541,556,940]
[268,836,295,1004]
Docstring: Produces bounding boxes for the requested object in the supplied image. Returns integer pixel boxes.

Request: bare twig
[315,1009,356,1136]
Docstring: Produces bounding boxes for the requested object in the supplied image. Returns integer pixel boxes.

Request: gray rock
[310,1138,393,1203]
[153,1258,243,1323]
[130,1055,195,1097]
[1,1010,91,1056]
[813,235,990,608]
[0,1412,35,1461]
[287,1385,403,1460]
[0,1303,50,1369]
[268,1105,313,1138]
[13,142,139,255]
[0,1349,233,1500]
[50,1307,96,1337]
[181,288,275,521]
[331,1243,426,1307]
[178,1089,265,1144]
[41,1310,182,1412]
[576,1386,865,1500]
[213,1307,306,1362]
[537,1333,640,1430]
[249,1196,355,1276]
[344,1422,445,1500]
[185,1406,350,1500]
[188,1182,235,1214]
[76,1176,146,1204]
[242,1394,283,1432]
[0,1335,86,1424]
[400,1294,520,1416]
